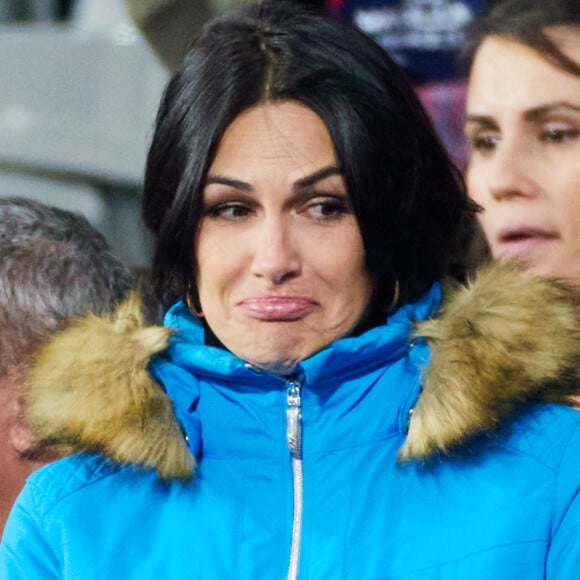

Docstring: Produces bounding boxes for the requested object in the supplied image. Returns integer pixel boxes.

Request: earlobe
[8,396,34,455]
[0,369,34,455]
[186,284,205,318]
[10,421,34,455]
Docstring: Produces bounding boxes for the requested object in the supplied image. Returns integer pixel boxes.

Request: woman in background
[465,0,580,289]
[2,2,580,578]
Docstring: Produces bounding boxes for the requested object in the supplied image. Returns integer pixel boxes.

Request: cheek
[465,165,496,240]
[325,237,372,301]
[196,256,236,303]
[465,164,486,205]
[563,174,580,213]
[563,194,580,239]
[195,225,241,294]
[195,241,229,303]
[475,212,496,250]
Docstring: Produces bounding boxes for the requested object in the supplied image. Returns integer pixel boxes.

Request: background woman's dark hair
[143,0,474,313]
[467,0,580,77]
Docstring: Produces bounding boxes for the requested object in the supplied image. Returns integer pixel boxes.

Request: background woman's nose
[250,220,301,284]
[488,142,539,201]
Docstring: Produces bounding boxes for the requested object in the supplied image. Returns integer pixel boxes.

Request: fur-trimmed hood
[24,262,580,480]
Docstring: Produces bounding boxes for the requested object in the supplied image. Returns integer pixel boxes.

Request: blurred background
[0,0,488,269]
[0,0,169,268]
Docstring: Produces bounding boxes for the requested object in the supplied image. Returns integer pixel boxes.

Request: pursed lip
[236,296,319,321]
[495,226,558,259]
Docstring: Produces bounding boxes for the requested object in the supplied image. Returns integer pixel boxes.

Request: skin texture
[0,370,43,536]
[195,101,375,374]
[464,28,580,290]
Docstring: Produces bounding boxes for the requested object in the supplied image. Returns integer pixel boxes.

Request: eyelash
[303,197,350,221]
[469,134,500,152]
[468,126,579,153]
[205,202,253,221]
[203,195,351,222]
[539,127,579,143]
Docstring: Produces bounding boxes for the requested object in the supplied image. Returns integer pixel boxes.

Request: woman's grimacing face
[195,101,375,374]
[465,27,580,289]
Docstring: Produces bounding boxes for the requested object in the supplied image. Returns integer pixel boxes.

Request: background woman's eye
[470,133,500,152]
[540,126,579,144]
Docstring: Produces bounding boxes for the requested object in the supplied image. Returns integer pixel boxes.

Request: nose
[250,218,301,285]
[486,139,540,202]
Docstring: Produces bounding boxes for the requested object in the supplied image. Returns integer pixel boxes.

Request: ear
[9,395,35,455]
[1,368,35,455]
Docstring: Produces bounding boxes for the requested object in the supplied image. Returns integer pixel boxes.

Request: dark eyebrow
[204,175,253,191]
[294,166,342,191]
[463,115,497,130]
[524,102,580,122]
[464,102,580,130]
[205,166,342,193]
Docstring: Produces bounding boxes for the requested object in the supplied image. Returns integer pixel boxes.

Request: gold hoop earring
[186,286,204,318]
[388,279,400,313]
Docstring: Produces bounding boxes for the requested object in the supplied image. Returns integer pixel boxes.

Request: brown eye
[304,197,350,221]
[471,133,500,152]
[540,127,579,144]
[206,203,252,221]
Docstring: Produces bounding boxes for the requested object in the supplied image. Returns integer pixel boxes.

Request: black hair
[143,0,474,313]
[467,0,580,77]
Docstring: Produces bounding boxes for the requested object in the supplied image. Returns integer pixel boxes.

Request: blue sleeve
[0,482,61,579]
[546,420,580,578]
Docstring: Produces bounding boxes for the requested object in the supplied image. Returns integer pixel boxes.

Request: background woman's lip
[496,234,557,260]
[237,296,319,320]
[497,227,558,243]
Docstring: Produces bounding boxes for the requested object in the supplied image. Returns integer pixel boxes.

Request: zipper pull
[286,380,302,459]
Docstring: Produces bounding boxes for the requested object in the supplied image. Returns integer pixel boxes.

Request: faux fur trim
[399,262,580,460]
[25,293,194,481]
[23,264,580,479]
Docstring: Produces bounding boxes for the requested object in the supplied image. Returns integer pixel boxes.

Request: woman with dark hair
[144,0,466,318]
[464,0,580,288]
[2,1,580,578]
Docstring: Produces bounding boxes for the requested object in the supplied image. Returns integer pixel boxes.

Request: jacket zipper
[286,379,303,580]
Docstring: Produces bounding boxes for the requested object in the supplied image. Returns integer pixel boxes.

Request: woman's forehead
[467,34,580,115]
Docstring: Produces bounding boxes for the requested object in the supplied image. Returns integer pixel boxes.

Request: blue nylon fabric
[3,283,580,578]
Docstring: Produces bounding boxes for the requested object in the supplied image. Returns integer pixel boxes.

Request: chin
[251,358,302,376]
[228,325,334,375]
[214,331,301,374]
[243,343,310,375]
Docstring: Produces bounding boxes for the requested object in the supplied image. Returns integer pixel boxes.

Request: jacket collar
[162,283,441,387]
[23,262,580,479]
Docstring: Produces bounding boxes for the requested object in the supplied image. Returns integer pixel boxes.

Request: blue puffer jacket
[2,267,580,579]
